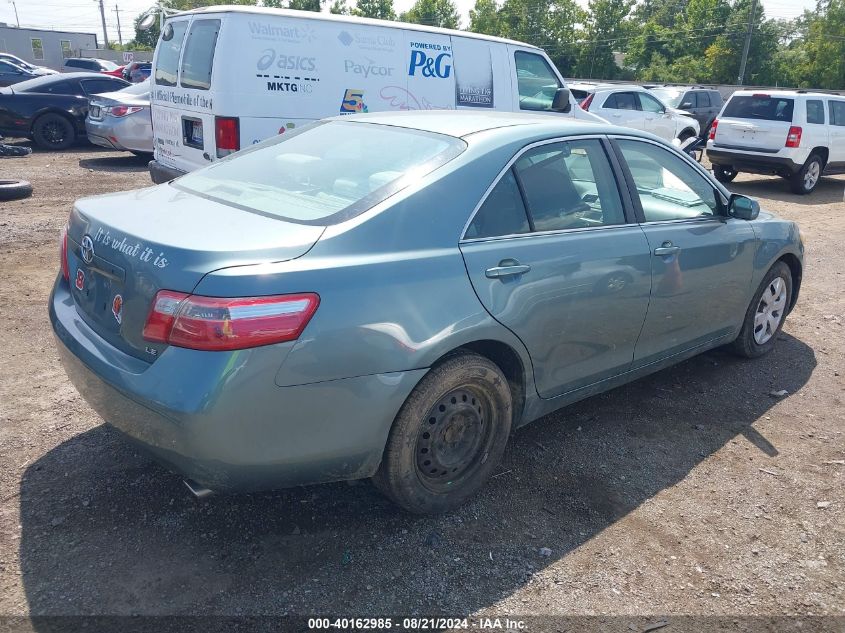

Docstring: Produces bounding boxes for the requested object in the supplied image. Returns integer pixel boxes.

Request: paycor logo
[344,58,393,78]
[408,42,452,79]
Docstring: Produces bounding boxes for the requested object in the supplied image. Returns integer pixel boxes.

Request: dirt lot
[0,144,843,627]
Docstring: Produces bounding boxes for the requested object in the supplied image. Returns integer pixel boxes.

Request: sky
[0,0,818,45]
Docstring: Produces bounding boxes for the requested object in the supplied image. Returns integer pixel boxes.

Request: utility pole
[96,0,110,49]
[10,1,20,27]
[113,3,122,46]
[737,0,757,85]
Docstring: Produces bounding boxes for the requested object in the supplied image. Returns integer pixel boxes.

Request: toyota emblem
[81,235,94,264]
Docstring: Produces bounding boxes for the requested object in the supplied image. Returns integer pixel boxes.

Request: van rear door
[714,94,794,152]
[151,16,222,175]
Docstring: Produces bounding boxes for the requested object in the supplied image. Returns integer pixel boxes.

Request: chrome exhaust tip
[183,479,215,499]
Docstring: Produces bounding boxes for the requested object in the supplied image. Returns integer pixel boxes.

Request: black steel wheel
[374,352,513,514]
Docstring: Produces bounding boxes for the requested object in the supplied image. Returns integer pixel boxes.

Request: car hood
[668,106,695,117]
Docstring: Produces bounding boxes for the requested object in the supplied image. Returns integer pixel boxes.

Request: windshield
[175,121,465,225]
[723,95,794,122]
[651,89,683,108]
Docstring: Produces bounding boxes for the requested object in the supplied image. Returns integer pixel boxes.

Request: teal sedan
[50,111,803,514]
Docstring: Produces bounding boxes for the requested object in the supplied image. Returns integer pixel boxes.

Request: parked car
[124,61,152,83]
[147,6,603,183]
[707,89,845,194]
[0,53,58,76]
[86,80,152,155]
[61,58,119,73]
[0,73,129,149]
[578,84,700,143]
[50,111,803,514]
[650,86,723,138]
[0,60,37,87]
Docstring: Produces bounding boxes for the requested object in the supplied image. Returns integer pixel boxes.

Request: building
[0,24,98,70]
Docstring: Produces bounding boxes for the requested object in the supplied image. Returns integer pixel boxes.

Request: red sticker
[75,269,85,291]
[112,294,123,325]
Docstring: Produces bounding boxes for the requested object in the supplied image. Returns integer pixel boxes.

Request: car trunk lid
[65,184,324,362]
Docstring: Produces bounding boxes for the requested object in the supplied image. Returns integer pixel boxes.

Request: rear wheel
[373,352,512,514]
[790,154,823,195]
[32,113,75,150]
[713,164,737,183]
[731,261,792,358]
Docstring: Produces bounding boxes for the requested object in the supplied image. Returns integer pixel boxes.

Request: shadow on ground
[19,334,815,616]
[727,175,844,206]
[78,153,150,174]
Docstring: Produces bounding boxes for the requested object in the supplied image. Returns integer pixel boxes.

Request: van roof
[168,5,542,50]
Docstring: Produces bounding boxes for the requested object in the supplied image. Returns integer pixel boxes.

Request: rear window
[155,20,188,86]
[174,121,465,225]
[723,95,794,122]
[180,19,220,90]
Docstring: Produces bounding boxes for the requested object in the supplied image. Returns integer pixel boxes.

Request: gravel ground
[0,144,843,626]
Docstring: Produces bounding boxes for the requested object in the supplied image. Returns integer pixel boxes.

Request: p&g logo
[408,48,452,79]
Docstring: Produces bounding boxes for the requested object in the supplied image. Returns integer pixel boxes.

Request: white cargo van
[148,6,599,183]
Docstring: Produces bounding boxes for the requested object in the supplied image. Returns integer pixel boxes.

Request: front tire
[32,113,75,150]
[713,164,737,183]
[373,352,513,514]
[731,261,792,358]
[790,154,823,195]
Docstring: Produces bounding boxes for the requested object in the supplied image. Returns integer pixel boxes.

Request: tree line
[130,0,844,89]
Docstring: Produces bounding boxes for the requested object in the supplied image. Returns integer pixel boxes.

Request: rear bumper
[149,160,185,184]
[86,116,153,154]
[49,277,426,492]
[707,148,803,176]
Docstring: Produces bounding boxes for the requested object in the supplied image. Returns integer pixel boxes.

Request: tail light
[786,126,802,148]
[215,116,240,158]
[108,105,144,117]
[60,225,69,282]
[708,119,718,140]
[143,291,320,351]
[581,93,594,111]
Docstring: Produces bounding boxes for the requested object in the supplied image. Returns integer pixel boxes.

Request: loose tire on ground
[0,179,33,201]
[731,261,792,358]
[790,154,823,195]
[373,352,513,514]
[713,164,738,183]
[32,113,76,151]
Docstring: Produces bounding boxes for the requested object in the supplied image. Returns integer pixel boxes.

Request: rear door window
[155,20,188,87]
[697,92,710,107]
[723,95,794,122]
[605,92,639,110]
[465,170,531,239]
[806,100,825,124]
[180,19,220,90]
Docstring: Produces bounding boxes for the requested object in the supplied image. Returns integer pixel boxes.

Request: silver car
[86,81,152,156]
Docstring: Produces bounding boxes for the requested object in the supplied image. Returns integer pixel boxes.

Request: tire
[790,154,823,195]
[32,113,76,150]
[731,261,792,359]
[713,164,738,183]
[373,352,513,514]
[0,179,33,201]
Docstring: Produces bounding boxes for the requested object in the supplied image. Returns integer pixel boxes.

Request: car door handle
[486,262,531,279]
[654,243,681,256]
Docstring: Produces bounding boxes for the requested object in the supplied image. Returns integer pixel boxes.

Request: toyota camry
[50,111,803,514]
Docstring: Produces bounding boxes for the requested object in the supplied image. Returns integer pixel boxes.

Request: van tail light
[786,126,802,148]
[708,119,718,140]
[581,93,594,111]
[108,105,144,117]
[215,116,240,158]
[143,291,320,351]
[60,225,69,282]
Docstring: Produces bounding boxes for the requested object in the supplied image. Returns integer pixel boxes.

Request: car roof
[171,5,541,50]
[730,89,842,99]
[330,110,649,140]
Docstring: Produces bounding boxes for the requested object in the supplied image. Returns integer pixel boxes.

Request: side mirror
[680,101,693,109]
[551,87,571,113]
[728,194,759,220]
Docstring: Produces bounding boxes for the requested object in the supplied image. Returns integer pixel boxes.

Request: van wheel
[731,261,792,358]
[373,352,512,514]
[713,165,737,183]
[32,113,75,150]
[790,154,823,195]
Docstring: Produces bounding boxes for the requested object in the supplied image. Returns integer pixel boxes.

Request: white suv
[707,90,845,194]
[577,84,700,143]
